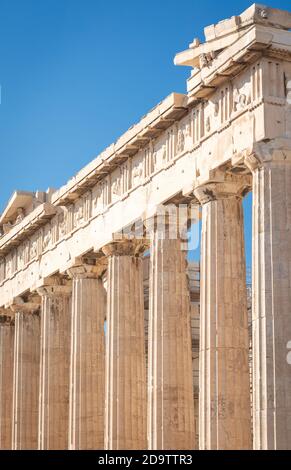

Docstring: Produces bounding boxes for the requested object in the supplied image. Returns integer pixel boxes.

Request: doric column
[0,313,14,449]
[245,145,291,450]
[102,240,147,450]
[11,301,40,450]
[194,176,252,450]
[147,218,195,450]
[67,262,106,450]
[37,282,71,450]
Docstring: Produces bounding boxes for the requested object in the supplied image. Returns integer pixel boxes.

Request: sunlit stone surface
[1,4,291,450]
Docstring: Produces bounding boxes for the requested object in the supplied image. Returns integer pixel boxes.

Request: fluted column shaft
[248,155,291,449]
[0,316,14,449]
[147,223,195,450]
[68,264,106,450]
[38,284,71,450]
[12,310,40,450]
[103,240,147,450]
[195,179,251,450]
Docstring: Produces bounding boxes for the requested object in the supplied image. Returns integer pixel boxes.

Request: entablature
[0,53,288,279]
[175,4,291,103]
[0,189,55,236]
[51,93,188,206]
[1,4,291,305]
[0,203,57,257]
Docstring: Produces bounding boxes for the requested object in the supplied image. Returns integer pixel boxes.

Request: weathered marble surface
[0,4,291,450]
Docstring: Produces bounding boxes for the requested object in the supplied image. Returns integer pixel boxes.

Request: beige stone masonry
[67,262,106,450]
[2,18,291,306]
[147,220,195,450]
[0,4,291,452]
[194,177,252,450]
[0,314,14,450]
[103,240,147,450]
[38,282,71,450]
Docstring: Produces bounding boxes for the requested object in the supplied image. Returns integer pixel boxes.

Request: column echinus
[245,142,291,450]
[0,311,14,450]
[37,280,72,450]
[67,261,107,450]
[102,239,147,450]
[11,298,41,450]
[194,175,252,451]
[147,215,195,450]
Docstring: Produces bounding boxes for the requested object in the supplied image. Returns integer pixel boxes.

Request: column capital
[194,176,251,205]
[102,238,148,257]
[37,284,72,298]
[67,258,107,280]
[0,309,14,324]
[10,297,41,315]
[244,139,291,172]
[37,274,71,297]
[143,210,192,242]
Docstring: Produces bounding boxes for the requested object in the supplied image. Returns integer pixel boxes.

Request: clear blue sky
[0,0,290,267]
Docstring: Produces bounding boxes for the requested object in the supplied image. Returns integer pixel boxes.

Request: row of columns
[0,148,290,449]
[0,227,195,450]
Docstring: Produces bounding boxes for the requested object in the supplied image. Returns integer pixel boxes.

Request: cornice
[0,203,56,256]
[51,93,188,207]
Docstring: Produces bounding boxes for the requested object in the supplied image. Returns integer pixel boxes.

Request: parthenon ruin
[1,3,291,450]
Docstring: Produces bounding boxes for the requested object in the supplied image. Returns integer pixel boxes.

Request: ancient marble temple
[1,4,291,450]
